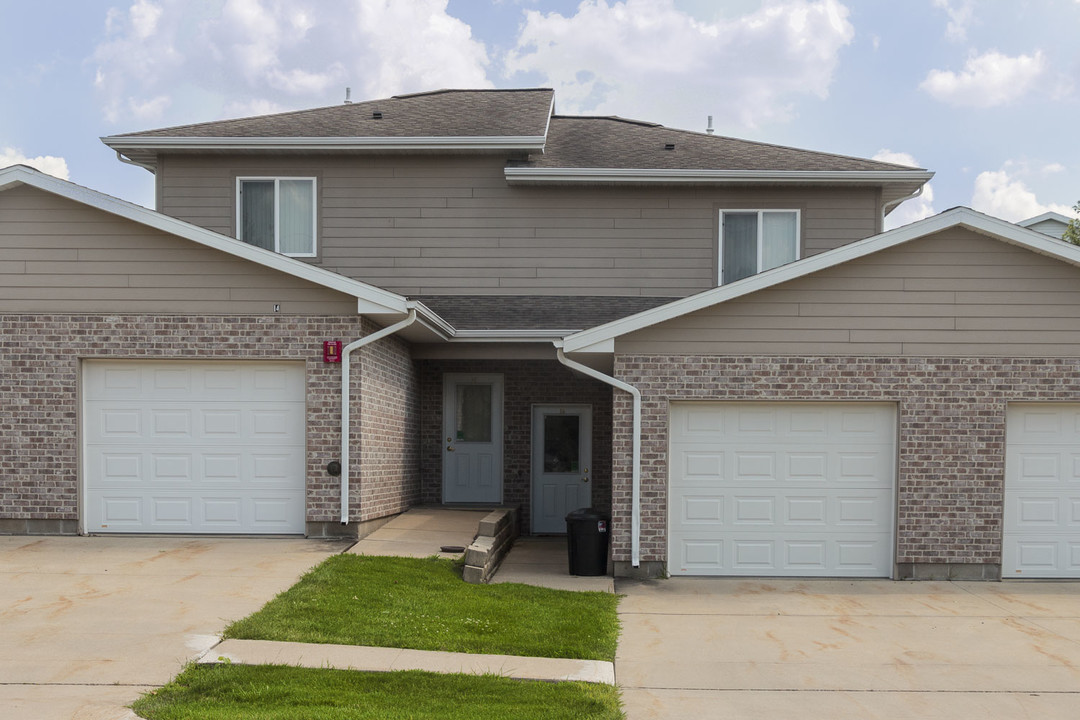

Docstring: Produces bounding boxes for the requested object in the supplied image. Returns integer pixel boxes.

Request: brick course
[612,355,1080,570]
[0,314,419,530]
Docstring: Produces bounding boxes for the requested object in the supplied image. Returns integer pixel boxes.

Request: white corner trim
[0,165,408,313]
[505,167,935,184]
[103,135,548,152]
[563,206,1080,353]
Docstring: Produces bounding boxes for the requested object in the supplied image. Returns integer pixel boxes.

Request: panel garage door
[83,361,307,534]
[669,402,896,577]
[1004,404,1080,578]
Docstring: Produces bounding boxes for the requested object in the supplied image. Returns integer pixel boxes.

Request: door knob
[582,476,590,483]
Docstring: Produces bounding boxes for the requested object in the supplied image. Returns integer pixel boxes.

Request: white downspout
[556,347,642,568]
[340,309,417,525]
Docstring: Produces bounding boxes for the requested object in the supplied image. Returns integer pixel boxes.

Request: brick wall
[357,316,421,521]
[418,359,613,533]
[0,313,419,529]
[613,355,1080,568]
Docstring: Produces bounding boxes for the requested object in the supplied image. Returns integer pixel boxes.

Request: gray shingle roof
[414,295,679,331]
[517,116,923,172]
[109,89,554,139]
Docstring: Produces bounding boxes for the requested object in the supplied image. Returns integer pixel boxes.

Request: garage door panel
[84,361,306,534]
[1005,404,1080,577]
[670,531,891,576]
[669,402,895,577]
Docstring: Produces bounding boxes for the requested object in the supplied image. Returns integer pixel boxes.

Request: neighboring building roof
[414,295,679,331]
[1019,211,1073,228]
[1019,211,1073,240]
[102,89,555,168]
[0,165,410,320]
[562,207,1080,355]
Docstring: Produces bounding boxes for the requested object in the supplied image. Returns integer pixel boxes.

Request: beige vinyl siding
[0,184,357,314]
[157,154,882,297]
[618,228,1080,357]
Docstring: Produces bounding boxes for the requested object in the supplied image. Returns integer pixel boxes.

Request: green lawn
[133,665,623,720]
[223,554,619,661]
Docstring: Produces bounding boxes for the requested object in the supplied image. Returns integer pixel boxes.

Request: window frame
[236,176,318,258]
[718,208,801,285]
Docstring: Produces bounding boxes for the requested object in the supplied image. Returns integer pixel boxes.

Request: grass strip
[224,555,619,661]
[133,664,623,720]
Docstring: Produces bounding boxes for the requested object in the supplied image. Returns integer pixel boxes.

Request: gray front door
[531,404,592,533]
[442,374,503,503]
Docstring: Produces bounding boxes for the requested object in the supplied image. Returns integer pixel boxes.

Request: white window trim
[236,176,318,258]
[718,208,801,285]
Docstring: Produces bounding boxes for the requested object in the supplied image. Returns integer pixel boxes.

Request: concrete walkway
[209,638,615,684]
[346,506,484,558]
[490,536,615,593]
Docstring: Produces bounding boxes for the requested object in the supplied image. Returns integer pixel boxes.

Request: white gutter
[556,347,641,568]
[505,167,935,184]
[340,310,417,525]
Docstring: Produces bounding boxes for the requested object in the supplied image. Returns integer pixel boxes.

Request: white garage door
[83,361,307,534]
[1004,404,1080,578]
[669,402,896,577]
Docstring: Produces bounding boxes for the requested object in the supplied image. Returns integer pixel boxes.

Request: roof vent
[372,110,383,120]
[664,143,676,151]
[706,115,714,135]
[344,87,352,105]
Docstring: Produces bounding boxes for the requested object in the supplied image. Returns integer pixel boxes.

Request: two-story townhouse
[2,88,1078,581]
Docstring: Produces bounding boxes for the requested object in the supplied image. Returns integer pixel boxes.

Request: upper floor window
[720,210,799,284]
[237,177,316,257]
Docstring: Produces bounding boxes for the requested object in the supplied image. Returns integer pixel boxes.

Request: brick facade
[613,355,1080,574]
[0,313,420,532]
[418,359,613,533]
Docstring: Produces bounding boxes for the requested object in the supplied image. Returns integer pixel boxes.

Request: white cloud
[874,149,936,229]
[0,148,70,180]
[91,0,491,127]
[921,50,1047,108]
[971,166,1076,222]
[932,0,974,42]
[504,0,855,130]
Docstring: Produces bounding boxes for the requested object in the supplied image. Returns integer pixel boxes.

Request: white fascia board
[0,165,407,313]
[449,329,576,342]
[563,206,1080,353]
[103,135,548,152]
[505,167,935,184]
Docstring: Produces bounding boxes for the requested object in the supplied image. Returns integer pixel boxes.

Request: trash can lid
[565,507,609,521]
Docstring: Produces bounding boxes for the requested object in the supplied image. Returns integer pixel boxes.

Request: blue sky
[2,0,1077,228]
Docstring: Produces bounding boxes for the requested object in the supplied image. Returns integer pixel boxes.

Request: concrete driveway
[617,578,1080,719]
[0,535,349,719]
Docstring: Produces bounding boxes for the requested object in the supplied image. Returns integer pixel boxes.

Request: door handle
[447,446,455,452]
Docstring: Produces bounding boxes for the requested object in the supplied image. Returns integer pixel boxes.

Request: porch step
[463,507,520,584]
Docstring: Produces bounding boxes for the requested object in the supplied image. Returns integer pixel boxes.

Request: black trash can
[565,507,610,576]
